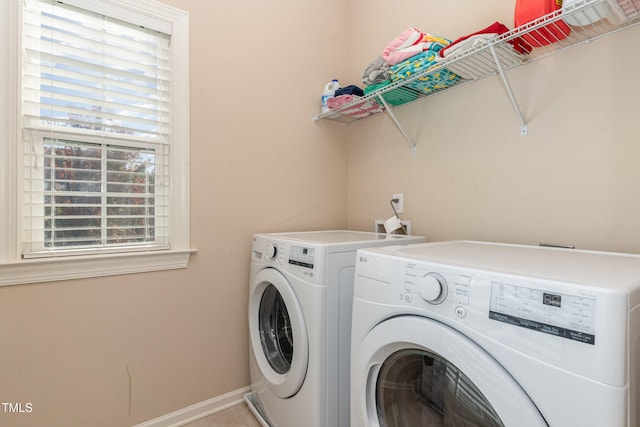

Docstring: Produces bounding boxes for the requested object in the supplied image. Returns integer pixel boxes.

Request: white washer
[245,230,425,427]
[351,240,640,427]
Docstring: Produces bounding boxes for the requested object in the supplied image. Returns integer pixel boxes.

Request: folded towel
[364,80,420,107]
[327,95,384,119]
[617,0,640,18]
[389,51,460,95]
[327,94,358,109]
[389,50,441,81]
[382,28,450,65]
[439,33,498,57]
[405,68,460,94]
[439,21,531,58]
[436,37,525,79]
[362,56,391,85]
[430,22,531,80]
[335,85,364,97]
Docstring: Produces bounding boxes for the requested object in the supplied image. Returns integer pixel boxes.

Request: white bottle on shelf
[321,79,340,114]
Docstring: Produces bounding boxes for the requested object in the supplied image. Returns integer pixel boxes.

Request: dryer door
[249,268,309,398]
[352,316,548,427]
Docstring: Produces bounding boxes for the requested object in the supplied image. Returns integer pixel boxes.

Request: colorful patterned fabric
[327,94,384,119]
[382,28,451,65]
[389,50,460,95]
[364,81,420,107]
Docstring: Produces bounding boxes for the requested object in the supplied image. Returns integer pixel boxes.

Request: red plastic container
[515,0,571,47]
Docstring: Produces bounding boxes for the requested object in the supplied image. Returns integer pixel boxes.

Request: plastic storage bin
[562,0,612,25]
[515,0,571,46]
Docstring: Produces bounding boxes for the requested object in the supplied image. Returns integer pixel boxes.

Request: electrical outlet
[392,193,404,214]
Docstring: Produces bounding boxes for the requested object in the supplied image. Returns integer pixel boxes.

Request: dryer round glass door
[351,316,548,427]
[249,267,309,399]
[376,349,503,426]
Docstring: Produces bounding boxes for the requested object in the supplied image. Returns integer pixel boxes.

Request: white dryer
[245,230,425,427]
[351,240,640,427]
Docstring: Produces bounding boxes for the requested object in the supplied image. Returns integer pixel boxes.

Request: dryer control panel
[402,263,473,319]
[354,241,633,389]
[489,282,597,345]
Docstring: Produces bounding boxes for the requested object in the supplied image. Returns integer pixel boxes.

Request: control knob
[418,272,447,304]
[265,243,278,259]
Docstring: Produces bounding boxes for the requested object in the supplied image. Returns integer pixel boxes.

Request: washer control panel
[288,245,315,269]
[252,236,322,283]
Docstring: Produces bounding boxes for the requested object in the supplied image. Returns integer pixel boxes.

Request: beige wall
[1,0,349,426]
[3,0,639,426]
[346,0,640,254]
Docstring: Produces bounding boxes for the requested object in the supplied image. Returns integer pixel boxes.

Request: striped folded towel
[364,81,420,107]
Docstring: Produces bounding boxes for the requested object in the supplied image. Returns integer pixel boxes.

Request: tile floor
[182,403,262,427]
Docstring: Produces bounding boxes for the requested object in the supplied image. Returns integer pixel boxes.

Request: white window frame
[0,0,194,286]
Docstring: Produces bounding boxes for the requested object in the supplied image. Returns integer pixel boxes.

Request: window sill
[0,249,198,287]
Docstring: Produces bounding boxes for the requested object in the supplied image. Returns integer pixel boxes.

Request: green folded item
[364,81,420,107]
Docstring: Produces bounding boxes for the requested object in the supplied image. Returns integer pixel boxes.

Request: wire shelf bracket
[377,95,417,154]
[488,45,528,136]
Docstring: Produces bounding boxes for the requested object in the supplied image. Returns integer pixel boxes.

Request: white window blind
[22,0,172,258]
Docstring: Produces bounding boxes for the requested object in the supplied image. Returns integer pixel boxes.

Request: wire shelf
[313,0,640,126]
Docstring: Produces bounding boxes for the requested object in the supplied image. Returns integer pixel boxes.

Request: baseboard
[132,386,251,427]
[243,392,270,427]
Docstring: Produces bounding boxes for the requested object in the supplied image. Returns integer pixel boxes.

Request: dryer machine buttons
[418,272,448,304]
[455,306,467,318]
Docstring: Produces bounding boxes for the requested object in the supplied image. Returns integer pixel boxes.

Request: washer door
[249,268,309,398]
[352,316,548,427]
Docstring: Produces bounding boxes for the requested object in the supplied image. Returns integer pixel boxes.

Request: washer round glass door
[351,316,548,427]
[249,268,308,398]
[259,284,293,374]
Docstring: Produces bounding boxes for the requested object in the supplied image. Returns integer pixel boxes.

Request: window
[27,137,167,254]
[0,0,192,285]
